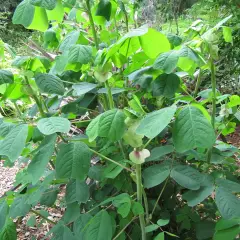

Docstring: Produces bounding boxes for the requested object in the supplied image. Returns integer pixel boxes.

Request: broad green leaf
[183,175,214,206]
[132,202,144,216]
[0,124,28,162]
[40,188,58,206]
[73,214,92,239]
[196,221,215,240]
[86,109,125,142]
[66,180,89,204]
[68,45,92,64]
[95,0,112,21]
[59,31,80,52]
[86,210,113,240]
[0,201,8,230]
[112,194,131,218]
[173,105,216,153]
[9,197,31,218]
[0,119,14,138]
[128,95,146,115]
[214,226,240,240]
[217,178,240,193]
[28,134,57,184]
[228,95,240,108]
[153,51,179,74]
[31,0,57,10]
[12,0,35,27]
[145,224,159,233]
[146,145,174,162]
[136,105,177,139]
[0,70,14,85]
[35,73,65,95]
[152,73,180,98]
[72,82,97,96]
[215,187,240,219]
[143,162,171,188]
[56,142,92,181]
[103,162,125,179]
[37,117,71,135]
[222,26,233,44]
[27,6,48,32]
[46,0,64,22]
[157,219,170,226]
[63,202,80,224]
[139,28,170,59]
[171,165,203,190]
[215,219,240,231]
[154,232,164,240]
[0,219,17,240]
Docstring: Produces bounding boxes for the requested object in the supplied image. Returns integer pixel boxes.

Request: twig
[30,209,56,225]
[89,149,133,173]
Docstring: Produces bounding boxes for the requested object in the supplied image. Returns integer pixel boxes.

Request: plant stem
[207,58,217,164]
[118,140,127,159]
[194,69,202,98]
[143,138,152,149]
[30,209,56,225]
[24,77,45,117]
[89,148,133,173]
[113,217,137,240]
[86,0,99,49]
[136,164,146,240]
[105,81,115,109]
[151,176,170,218]
[142,188,149,224]
[13,102,26,122]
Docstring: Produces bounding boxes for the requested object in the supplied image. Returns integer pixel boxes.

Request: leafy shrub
[0,1,239,240]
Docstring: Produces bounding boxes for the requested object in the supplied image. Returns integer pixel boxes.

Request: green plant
[0,1,239,240]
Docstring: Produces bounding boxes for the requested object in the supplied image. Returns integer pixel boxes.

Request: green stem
[142,188,149,224]
[118,140,127,159]
[151,176,169,218]
[30,209,56,225]
[136,164,146,240]
[13,102,25,122]
[207,58,217,164]
[113,217,137,240]
[24,77,45,117]
[89,148,133,173]
[86,0,99,49]
[105,81,115,109]
[194,69,202,98]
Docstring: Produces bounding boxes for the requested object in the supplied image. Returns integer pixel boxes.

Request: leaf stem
[24,77,45,117]
[30,209,56,225]
[194,69,202,98]
[142,187,149,224]
[113,217,137,240]
[89,148,133,173]
[86,0,99,49]
[136,164,146,240]
[151,176,170,218]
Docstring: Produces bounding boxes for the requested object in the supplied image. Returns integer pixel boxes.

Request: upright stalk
[136,164,146,240]
[24,77,45,117]
[105,81,115,109]
[86,0,99,49]
[194,69,202,98]
[207,57,217,164]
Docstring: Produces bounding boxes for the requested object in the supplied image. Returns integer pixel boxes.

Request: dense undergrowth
[0,0,240,240]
